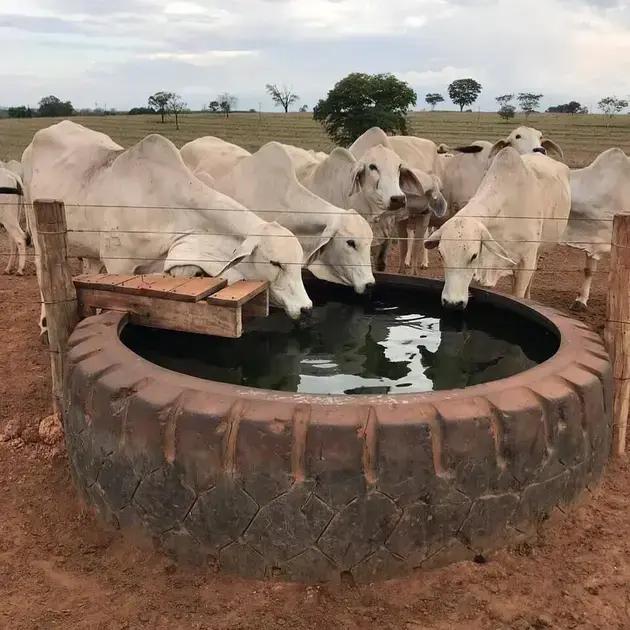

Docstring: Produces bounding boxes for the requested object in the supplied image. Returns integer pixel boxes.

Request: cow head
[489,127,564,160]
[425,216,516,309]
[306,210,375,295]
[349,145,410,216]
[402,168,448,219]
[218,222,313,320]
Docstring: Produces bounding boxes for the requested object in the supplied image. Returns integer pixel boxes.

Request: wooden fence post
[605,213,630,457]
[32,199,79,417]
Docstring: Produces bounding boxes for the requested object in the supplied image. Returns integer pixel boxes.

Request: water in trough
[121,280,559,395]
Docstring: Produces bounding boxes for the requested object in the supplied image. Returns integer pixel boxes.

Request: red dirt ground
[1,245,629,630]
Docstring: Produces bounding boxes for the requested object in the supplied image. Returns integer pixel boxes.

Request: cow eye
[270,260,283,269]
[347,239,357,249]
[470,253,478,263]
[368,164,378,172]
[515,134,522,139]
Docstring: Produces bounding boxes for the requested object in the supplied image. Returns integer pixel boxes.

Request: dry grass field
[1,110,630,629]
[1,110,629,167]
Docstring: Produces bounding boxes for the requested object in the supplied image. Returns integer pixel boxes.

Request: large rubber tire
[63,287,612,583]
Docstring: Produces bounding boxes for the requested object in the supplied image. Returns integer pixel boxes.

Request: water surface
[121,282,558,395]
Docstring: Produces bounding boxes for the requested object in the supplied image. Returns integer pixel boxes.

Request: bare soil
[1,245,629,630]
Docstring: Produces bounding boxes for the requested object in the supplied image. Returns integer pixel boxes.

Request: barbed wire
[0,201,621,221]
[28,228,620,247]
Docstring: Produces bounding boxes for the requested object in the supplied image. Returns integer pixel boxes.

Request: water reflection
[122,286,553,395]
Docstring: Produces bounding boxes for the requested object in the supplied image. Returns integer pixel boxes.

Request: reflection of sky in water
[122,290,550,396]
[296,312,443,395]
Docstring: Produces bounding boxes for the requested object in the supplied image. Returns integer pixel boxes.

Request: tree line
[6,77,628,144]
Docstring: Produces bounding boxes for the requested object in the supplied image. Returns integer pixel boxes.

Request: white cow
[426,148,571,309]
[437,141,494,215]
[180,136,251,181]
[23,121,313,320]
[211,142,375,294]
[489,126,564,160]
[349,128,448,273]
[287,138,413,224]
[0,167,27,275]
[562,148,630,310]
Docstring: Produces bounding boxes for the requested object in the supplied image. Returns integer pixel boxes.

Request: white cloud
[163,1,207,14]
[397,67,479,88]
[140,49,258,66]
[0,0,628,111]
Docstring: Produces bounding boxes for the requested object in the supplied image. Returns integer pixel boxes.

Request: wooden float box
[73,274,269,338]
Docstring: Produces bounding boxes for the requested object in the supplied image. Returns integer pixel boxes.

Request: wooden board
[76,288,242,337]
[206,280,269,307]
[242,289,269,319]
[73,274,227,302]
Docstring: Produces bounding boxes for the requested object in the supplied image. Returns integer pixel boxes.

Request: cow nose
[533,147,547,155]
[442,299,466,311]
[364,282,375,296]
[300,306,313,318]
[389,195,406,210]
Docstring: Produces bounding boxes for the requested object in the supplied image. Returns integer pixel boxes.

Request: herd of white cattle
[0,120,628,321]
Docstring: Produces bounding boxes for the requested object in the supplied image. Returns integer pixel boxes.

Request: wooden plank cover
[74,274,227,302]
[206,280,269,307]
[76,288,242,337]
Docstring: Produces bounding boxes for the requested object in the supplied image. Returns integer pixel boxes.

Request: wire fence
[0,200,623,310]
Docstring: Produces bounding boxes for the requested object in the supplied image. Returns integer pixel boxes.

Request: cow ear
[453,145,484,154]
[489,139,510,160]
[479,225,516,265]
[349,163,366,196]
[541,139,564,160]
[400,166,424,196]
[216,235,259,275]
[424,226,443,250]
[305,230,335,265]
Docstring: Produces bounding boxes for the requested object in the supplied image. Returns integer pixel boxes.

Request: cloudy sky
[1,0,629,112]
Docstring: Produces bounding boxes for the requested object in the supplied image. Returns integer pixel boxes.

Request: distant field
[1,111,629,168]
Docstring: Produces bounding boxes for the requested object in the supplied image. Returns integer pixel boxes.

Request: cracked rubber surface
[63,276,613,583]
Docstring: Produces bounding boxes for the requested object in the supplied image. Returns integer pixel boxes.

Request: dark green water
[121,282,558,395]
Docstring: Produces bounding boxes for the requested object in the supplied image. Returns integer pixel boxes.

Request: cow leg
[2,214,27,276]
[571,253,597,312]
[411,213,431,274]
[397,219,411,274]
[513,269,536,299]
[524,254,540,300]
[375,242,389,272]
[4,239,16,274]
[15,227,27,275]
[39,300,48,344]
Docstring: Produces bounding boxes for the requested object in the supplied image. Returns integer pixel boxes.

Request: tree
[38,95,74,117]
[169,94,187,130]
[598,96,628,118]
[313,72,416,146]
[129,106,155,115]
[148,91,174,123]
[447,79,482,112]
[496,94,514,106]
[518,93,544,118]
[498,105,516,121]
[299,104,309,113]
[217,93,237,118]
[266,83,300,113]
[547,101,585,114]
[208,100,220,113]
[425,93,444,111]
[8,106,33,118]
